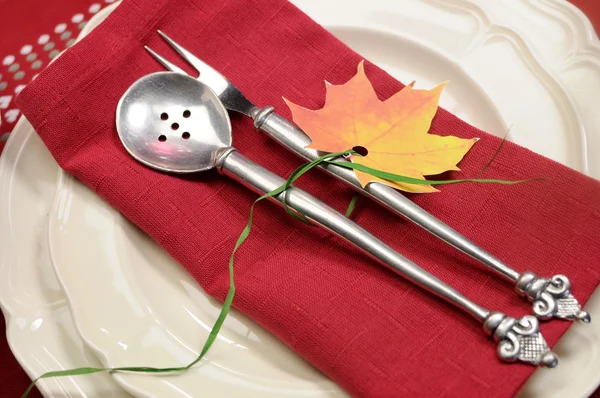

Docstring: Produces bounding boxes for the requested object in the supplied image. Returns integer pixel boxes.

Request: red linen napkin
[572,0,600,35]
[15,0,600,396]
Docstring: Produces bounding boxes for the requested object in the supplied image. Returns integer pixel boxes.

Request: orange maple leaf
[283,60,478,193]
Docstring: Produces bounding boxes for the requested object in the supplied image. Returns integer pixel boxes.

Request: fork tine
[144,45,188,76]
[154,29,250,113]
[156,30,208,76]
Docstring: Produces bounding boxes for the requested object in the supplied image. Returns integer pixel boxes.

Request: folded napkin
[16,0,600,396]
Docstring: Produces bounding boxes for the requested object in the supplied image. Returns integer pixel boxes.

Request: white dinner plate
[48,0,600,397]
[0,3,129,397]
[1,0,599,397]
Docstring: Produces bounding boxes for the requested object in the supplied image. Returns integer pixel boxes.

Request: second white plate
[47,0,600,397]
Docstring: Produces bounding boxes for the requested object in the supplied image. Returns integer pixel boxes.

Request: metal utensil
[144,30,589,323]
[116,71,558,367]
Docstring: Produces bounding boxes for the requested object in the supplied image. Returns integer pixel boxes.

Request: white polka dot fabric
[0,0,114,152]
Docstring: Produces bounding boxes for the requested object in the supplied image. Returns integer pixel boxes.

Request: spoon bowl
[116,71,231,173]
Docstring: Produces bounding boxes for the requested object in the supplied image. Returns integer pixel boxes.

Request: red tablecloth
[1,0,599,397]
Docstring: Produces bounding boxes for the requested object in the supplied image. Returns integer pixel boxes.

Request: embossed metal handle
[215,148,558,367]
[252,106,589,323]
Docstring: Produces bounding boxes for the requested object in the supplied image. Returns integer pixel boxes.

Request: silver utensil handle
[252,107,518,281]
[252,107,589,323]
[217,147,488,321]
[215,148,558,367]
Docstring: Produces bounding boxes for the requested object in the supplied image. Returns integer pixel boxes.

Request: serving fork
[145,30,589,324]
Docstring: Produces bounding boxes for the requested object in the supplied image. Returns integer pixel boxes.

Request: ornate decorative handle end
[516,272,590,323]
[484,312,558,367]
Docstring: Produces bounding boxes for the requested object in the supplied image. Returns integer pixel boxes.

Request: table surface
[0,0,599,397]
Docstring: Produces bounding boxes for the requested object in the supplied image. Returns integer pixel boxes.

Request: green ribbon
[22,147,534,397]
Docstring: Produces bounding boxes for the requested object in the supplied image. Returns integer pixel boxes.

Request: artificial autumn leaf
[283,60,478,193]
